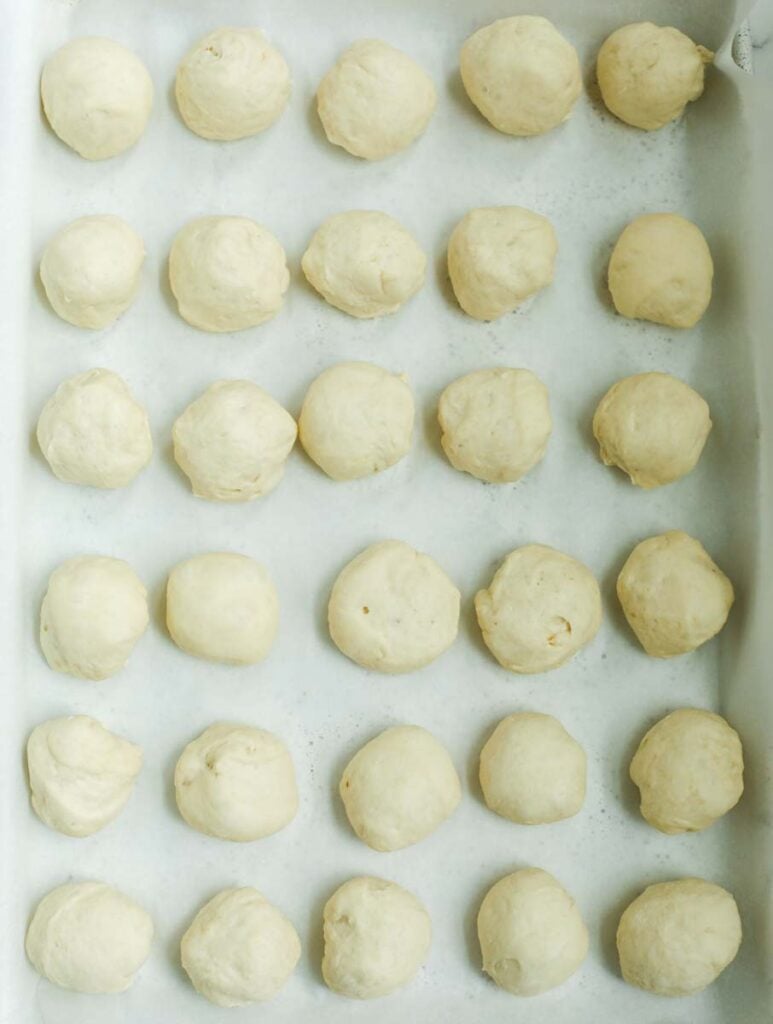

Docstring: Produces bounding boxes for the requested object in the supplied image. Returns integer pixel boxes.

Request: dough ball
[438,368,551,483]
[40,555,149,680]
[301,211,426,318]
[593,372,711,488]
[181,888,300,1006]
[37,369,152,489]
[173,379,297,501]
[480,713,586,825]
[340,724,461,851]
[166,552,279,665]
[299,362,414,480]
[617,531,734,657]
[608,213,713,329]
[617,878,741,995]
[322,876,431,998]
[40,215,145,329]
[597,23,713,131]
[328,540,460,673]
[478,868,588,995]
[175,722,298,842]
[175,28,290,141]
[475,545,602,674]
[27,715,142,837]
[460,16,581,136]
[41,37,153,160]
[26,881,153,993]
[169,216,289,332]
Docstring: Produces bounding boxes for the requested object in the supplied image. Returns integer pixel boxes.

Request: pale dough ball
[617,531,734,657]
[41,37,153,160]
[299,362,414,480]
[593,372,711,488]
[175,723,298,842]
[328,540,460,673]
[608,213,713,329]
[617,878,742,995]
[340,725,461,851]
[478,868,588,995]
[322,876,431,998]
[301,211,426,318]
[475,545,602,674]
[26,882,153,993]
[173,379,297,501]
[40,555,149,681]
[166,552,279,665]
[438,368,551,483]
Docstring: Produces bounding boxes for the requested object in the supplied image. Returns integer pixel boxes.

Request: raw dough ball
[480,713,586,825]
[340,725,461,851]
[175,28,290,141]
[40,555,149,680]
[299,362,414,480]
[460,16,582,136]
[475,545,602,674]
[608,213,713,329]
[617,531,734,657]
[302,211,426,318]
[478,868,588,995]
[166,552,278,665]
[169,216,289,332]
[317,39,436,160]
[617,878,742,995]
[328,540,460,673]
[593,372,711,488]
[181,888,300,1006]
[173,379,297,501]
[438,368,551,483]
[175,723,298,842]
[322,876,431,998]
[26,881,153,993]
[37,369,152,489]
[27,715,142,837]
[41,37,153,160]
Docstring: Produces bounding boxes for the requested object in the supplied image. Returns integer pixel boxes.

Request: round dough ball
[438,368,551,483]
[173,379,297,501]
[26,881,153,993]
[328,540,460,673]
[322,876,431,998]
[475,545,602,674]
[41,37,153,160]
[299,362,414,480]
[617,878,741,996]
[175,723,298,842]
[617,530,734,657]
[169,216,289,332]
[166,552,279,665]
[301,210,426,318]
[478,868,588,995]
[40,555,149,680]
[608,213,713,329]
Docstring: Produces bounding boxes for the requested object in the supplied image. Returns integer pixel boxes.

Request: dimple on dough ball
[41,37,153,160]
[475,545,602,674]
[617,530,734,657]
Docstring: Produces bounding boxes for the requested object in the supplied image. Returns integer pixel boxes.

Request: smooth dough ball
[301,211,426,318]
[478,868,588,995]
[41,37,153,160]
[617,531,734,657]
[322,876,431,998]
[475,545,602,674]
[299,362,414,480]
[617,878,741,995]
[328,540,460,673]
